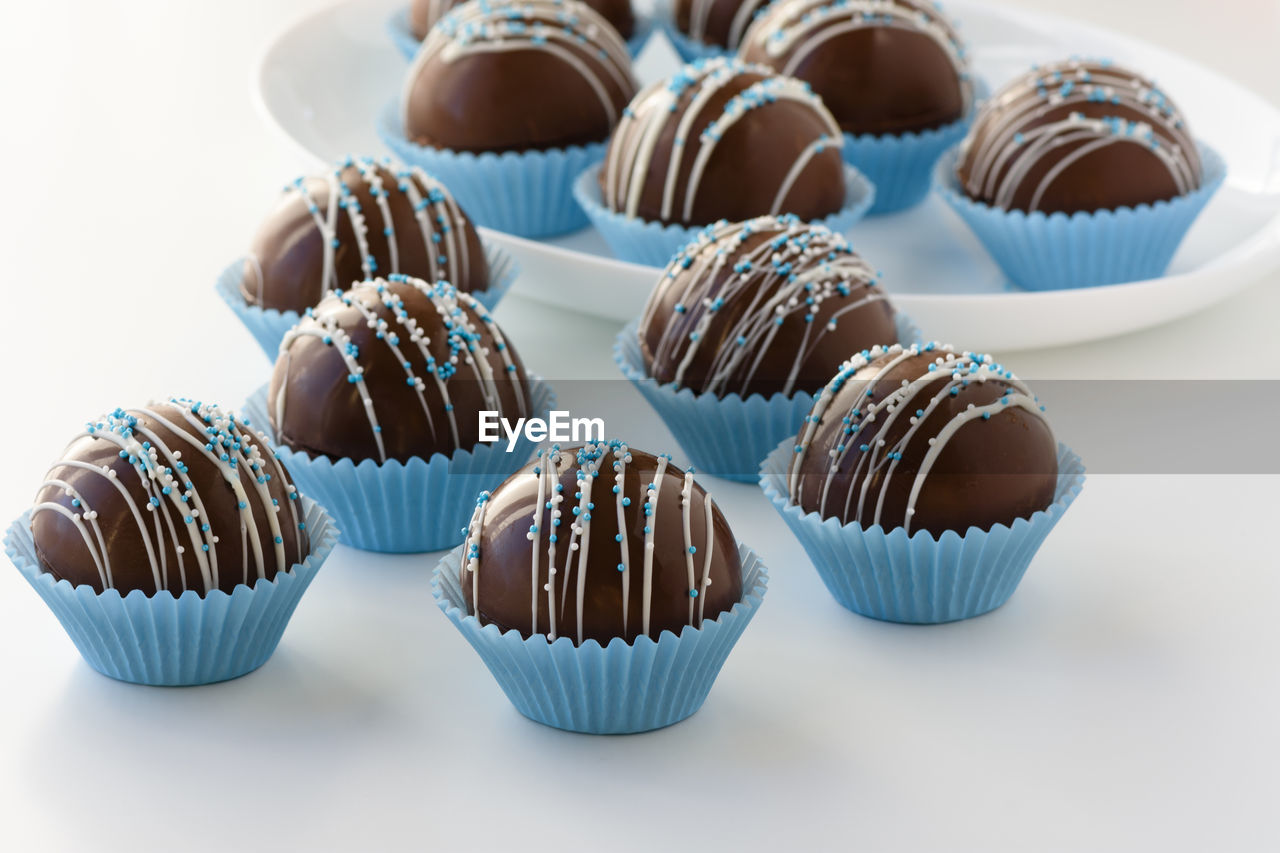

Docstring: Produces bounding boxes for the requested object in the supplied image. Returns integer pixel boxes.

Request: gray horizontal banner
[490,379,1280,476]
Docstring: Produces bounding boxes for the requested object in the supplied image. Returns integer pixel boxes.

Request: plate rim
[249,0,1280,330]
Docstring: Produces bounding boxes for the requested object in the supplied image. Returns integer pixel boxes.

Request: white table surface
[0,1,1276,851]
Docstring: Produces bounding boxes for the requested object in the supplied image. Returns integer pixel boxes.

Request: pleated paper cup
[216,242,518,361]
[4,498,336,686]
[378,103,605,238]
[242,377,555,553]
[614,314,920,482]
[660,21,731,64]
[387,7,655,60]
[215,259,302,361]
[386,7,421,60]
[935,142,1226,290]
[843,114,972,215]
[432,542,768,734]
[624,15,658,57]
[575,163,876,267]
[759,438,1086,624]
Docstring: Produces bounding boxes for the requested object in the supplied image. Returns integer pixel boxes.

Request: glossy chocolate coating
[410,0,636,41]
[639,216,899,397]
[739,0,970,135]
[599,58,846,225]
[31,402,309,596]
[672,0,769,50]
[244,158,488,313]
[461,444,742,644]
[403,0,638,153]
[956,59,1201,214]
[790,345,1058,536]
[268,277,531,463]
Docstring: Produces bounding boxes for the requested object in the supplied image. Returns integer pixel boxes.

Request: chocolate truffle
[672,0,770,51]
[410,0,636,41]
[739,0,973,136]
[640,215,898,397]
[31,400,310,596]
[460,442,743,644]
[789,343,1058,536]
[956,58,1201,213]
[402,0,639,153]
[269,275,531,463]
[244,157,488,313]
[599,57,846,225]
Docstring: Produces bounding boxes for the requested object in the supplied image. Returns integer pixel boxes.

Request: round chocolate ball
[639,215,899,397]
[739,0,973,136]
[599,57,846,225]
[269,275,531,463]
[31,400,310,596]
[956,58,1202,213]
[410,0,636,41]
[672,0,770,51]
[460,442,743,644]
[789,343,1058,537]
[402,0,639,153]
[244,157,488,313]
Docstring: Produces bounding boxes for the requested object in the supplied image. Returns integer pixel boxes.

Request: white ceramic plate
[254,0,1280,351]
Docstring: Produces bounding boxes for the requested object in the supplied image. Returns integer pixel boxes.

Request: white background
[0,1,1277,851]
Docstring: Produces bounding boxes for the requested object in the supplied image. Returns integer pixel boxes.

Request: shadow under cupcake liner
[844,115,971,215]
[379,103,604,238]
[432,541,768,734]
[614,314,921,482]
[216,242,519,361]
[386,7,656,60]
[759,439,1086,624]
[4,498,337,686]
[574,163,876,267]
[934,142,1226,290]
[242,378,555,553]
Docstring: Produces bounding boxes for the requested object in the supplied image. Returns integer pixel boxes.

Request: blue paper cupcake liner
[217,242,518,361]
[379,103,605,238]
[215,260,301,361]
[624,14,657,57]
[759,439,1086,624]
[575,163,876,267]
[387,7,655,60]
[432,541,768,734]
[934,142,1226,291]
[614,313,920,482]
[242,377,555,553]
[660,20,732,64]
[386,7,421,60]
[844,115,971,215]
[4,498,336,686]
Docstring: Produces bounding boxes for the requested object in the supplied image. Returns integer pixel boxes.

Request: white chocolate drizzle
[247,156,476,300]
[642,215,888,396]
[679,0,771,51]
[274,276,526,464]
[32,400,305,594]
[603,57,843,221]
[788,343,1050,535]
[743,0,972,116]
[958,59,1200,211]
[404,0,636,130]
[461,442,718,643]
